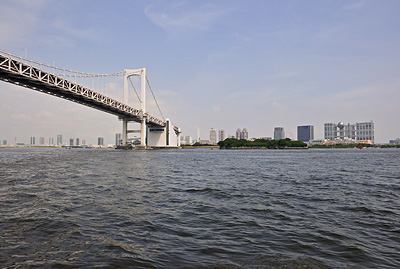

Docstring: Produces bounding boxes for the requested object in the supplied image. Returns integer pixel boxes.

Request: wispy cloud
[343,1,367,10]
[144,2,232,34]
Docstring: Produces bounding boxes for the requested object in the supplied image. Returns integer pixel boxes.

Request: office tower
[57,135,62,145]
[218,130,225,142]
[69,138,74,146]
[274,127,285,140]
[356,121,374,143]
[76,138,80,146]
[49,137,54,145]
[30,136,35,145]
[98,137,104,146]
[297,125,314,142]
[115,133,122,146]
[82,139,86,146]
[324,121,374,143]
[210,128,217,144]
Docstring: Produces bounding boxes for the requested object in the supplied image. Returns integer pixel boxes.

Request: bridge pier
[140,117,147,147]
[122,119,128,146]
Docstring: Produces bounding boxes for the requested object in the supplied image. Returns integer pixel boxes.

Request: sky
[0,0,399,145]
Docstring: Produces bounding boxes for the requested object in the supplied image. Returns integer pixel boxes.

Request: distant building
[30,136,35,145]
[69,138,74,146]
[76,138,80,146]
[115,133,122,146]
[242,128,248,140]
[82,139,86,146]
[389,138,400,144]
[49,137,54,145]
[57,135,62,145]
[324,121,374,144]
[236,128,248,140]
[218,130,225,142]
[274,127,285,140]
[180,136,192,145]
[39,137,45,145]
[210,128,217,144]
[236,128,241,139]
[98,137,104,146]
[297,125,314,142]
[3,140,7,146]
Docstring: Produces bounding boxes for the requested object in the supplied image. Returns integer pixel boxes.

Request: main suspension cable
[146,76,164,121]
[0,49,124,77]
[128,77,142,103]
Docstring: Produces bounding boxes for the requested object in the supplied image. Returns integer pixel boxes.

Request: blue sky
[1,0,399,144]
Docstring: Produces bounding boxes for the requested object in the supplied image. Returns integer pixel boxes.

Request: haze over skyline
[1,0,399,144]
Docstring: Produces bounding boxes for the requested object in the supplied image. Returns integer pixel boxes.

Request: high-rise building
[57,135,62,145]
[297,125,314,142]
[82,139,86,146]
[30,136,35,145]
[98,137,104,146]
[210,128,217,144]
[274,127,285,140]
[115,133,122,146]
[39,137,45,145]
[218,130,225,142]
[242,128,248,140]
[236,128,242,139]
[235,128,248,140]
[324,121,374,143]
[3,140,7,146]
[76,138,80,146]
[69,138,74,146]
[49,137,54,145]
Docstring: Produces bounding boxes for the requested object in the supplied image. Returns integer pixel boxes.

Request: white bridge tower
[121,68,181,149]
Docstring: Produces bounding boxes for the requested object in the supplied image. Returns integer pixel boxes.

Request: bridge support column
[122,119,128,146]
[140,117,147,147]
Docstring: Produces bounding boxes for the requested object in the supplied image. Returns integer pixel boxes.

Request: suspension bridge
[0,50,181,149]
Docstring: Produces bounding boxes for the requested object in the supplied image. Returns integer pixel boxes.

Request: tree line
[217,138,307,149]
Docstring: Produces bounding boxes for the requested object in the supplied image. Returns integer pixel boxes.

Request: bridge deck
[0,53,166,127]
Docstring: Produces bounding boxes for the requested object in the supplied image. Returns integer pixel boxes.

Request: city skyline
[1,1,400,144]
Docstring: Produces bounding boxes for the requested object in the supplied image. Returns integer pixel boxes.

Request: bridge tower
[122,68,146,148]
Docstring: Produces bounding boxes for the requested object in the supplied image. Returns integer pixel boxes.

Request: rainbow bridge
[0,50,181,149]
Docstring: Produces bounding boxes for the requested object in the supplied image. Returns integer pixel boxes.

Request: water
[0,148,399,268]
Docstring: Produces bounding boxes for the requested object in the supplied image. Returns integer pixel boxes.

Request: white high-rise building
[236,128,241,139]
[235,128,249,140]
[242,128,248,140]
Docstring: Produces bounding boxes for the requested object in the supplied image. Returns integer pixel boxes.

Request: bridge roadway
[0,52,175,131]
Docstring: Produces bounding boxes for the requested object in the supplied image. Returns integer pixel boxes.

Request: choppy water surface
[0,148,399,268]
